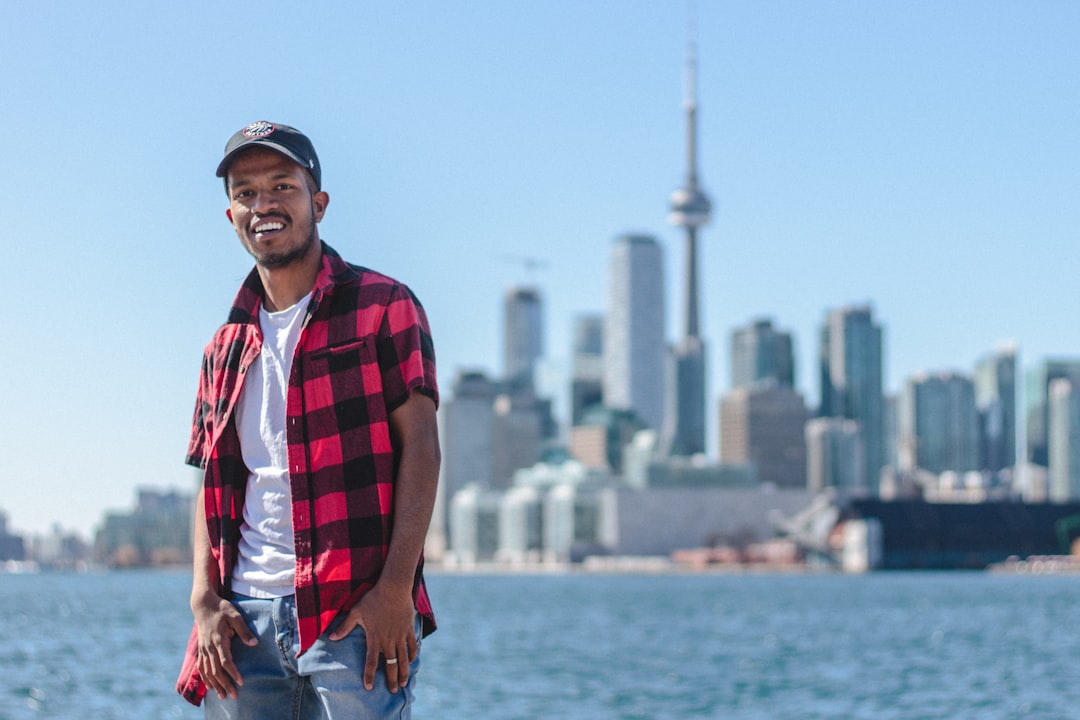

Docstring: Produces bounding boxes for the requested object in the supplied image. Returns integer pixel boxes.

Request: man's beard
[254,223,318,269]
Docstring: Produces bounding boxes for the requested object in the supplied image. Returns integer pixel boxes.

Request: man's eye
[233,190,253,200]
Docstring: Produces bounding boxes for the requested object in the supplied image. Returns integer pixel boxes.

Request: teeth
[254,222,285,234]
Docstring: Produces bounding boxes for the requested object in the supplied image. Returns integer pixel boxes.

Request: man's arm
[190,487,257,700]
[329,389,440,693]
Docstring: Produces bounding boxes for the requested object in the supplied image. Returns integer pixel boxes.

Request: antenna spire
[684,36,699,185]
[668,0,712,336]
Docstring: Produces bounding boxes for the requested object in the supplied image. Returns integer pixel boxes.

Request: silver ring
[385,657,398,665]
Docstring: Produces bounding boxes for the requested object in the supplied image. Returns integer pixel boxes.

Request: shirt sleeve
[376,283,439,413]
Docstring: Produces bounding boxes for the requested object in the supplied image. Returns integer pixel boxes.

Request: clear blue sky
[2,1,1078,537]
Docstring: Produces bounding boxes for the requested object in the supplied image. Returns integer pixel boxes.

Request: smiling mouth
[253,221,285,234]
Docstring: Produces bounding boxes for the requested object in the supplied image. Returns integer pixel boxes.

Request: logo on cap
[242,121,275,138]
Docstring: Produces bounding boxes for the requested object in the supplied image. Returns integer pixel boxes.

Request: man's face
[225,147,328,269]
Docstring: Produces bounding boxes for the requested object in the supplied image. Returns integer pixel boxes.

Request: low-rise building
[95,488,192,567]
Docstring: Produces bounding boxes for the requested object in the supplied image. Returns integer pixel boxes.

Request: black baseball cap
[216,121,322,190]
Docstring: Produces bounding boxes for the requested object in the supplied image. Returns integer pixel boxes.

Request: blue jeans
[204,595,421,720]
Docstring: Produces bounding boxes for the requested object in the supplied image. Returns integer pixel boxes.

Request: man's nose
[251,190,279,214]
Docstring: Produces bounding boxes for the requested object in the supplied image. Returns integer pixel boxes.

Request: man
[176,121,440,719]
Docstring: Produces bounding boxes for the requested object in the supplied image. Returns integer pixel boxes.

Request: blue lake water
[1,569,1078,719]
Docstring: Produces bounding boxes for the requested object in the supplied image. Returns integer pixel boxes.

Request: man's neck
[257,244,323,313]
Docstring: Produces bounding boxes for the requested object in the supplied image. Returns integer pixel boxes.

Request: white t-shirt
[231,292,312,598]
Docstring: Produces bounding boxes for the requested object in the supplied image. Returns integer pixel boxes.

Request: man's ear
[312,191,330,223]
[226,208,233,224]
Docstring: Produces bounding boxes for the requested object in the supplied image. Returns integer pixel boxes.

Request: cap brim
[215,141,311,179]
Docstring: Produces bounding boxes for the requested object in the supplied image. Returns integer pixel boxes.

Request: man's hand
[329,582,418,693]
[192,592,258,700]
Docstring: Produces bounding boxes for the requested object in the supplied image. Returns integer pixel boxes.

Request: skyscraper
[974,345,1017,472]
[819,306,884,493]
[503,285,543,394]
[1025,359,1080,467]
[570,313,604,426]
[805,417,864,495]
[604,233,666,432]
[731,318,795,390]
[1048,378,1080,502]
[491,393,543,490]
[435,370,497,549]
[720,381,808,488]
[901,371,979,474]
[665,39,712,458]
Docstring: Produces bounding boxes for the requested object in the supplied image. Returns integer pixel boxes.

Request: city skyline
[3,2,1079,536]
[12,285,1054,541]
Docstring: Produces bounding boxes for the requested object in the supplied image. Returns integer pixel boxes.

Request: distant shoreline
[425,556,836,576]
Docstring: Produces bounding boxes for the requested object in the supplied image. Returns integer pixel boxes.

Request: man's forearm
[382,449,439,589]
[191,486,222,606]
[381,393,441,590]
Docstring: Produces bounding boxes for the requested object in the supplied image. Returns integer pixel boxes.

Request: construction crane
[497,254,548,281]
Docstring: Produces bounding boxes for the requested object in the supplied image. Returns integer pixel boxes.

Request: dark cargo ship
[842,499,1080,570]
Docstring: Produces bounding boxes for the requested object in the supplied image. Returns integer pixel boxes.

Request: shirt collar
[226,241,358,325]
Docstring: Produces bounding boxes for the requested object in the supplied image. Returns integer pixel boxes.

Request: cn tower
[665,38,712,457]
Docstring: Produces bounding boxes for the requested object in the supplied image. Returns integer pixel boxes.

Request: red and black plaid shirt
[177,243,438,705]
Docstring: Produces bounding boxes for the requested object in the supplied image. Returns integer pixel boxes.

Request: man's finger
[200,652,231,699]
[362,638,382,691]
[392,641,410,689]
[384,651,402,693]
[211,674,231,700]
[228,613,258,647]
[212,631,244,695]
[329,615,357,642]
